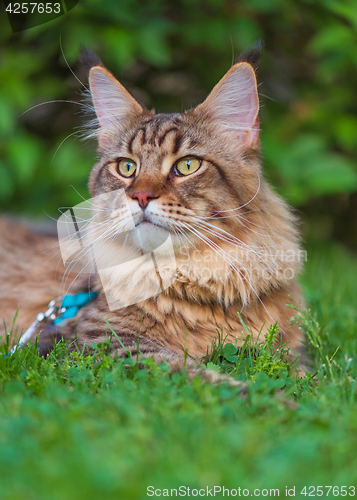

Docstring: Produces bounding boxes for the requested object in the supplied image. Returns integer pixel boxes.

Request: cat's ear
[196,62,260,149]
[88,66,143,148]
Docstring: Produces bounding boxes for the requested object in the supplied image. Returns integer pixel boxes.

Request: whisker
[51,131,78,163]
[193,217,278,265]
[179,220,280,329]
[19,100,94,118]
[200,170,261,216]
[179,220,249,304]
[60,34,87,91]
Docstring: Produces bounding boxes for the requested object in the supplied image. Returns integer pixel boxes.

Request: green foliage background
[1,0,357,248]
[1,3,357,496]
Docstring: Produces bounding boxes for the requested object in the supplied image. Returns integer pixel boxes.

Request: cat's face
[87,59,261,256]
[73,50,302,308]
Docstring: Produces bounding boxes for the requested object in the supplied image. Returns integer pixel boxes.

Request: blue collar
[9,291,98,355]
[53,291,98,324]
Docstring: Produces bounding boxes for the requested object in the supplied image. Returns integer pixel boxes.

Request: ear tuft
[79,48,104,76]
[236,40,263,73]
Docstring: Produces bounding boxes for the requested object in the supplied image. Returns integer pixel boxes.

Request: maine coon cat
[0,45,306,373]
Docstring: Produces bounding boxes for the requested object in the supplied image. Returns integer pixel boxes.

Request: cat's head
[84,47,262,254]
[71,45,302,308]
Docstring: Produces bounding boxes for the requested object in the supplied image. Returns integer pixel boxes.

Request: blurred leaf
[7,135,43,185]
[309,24,354,55]
[230,18,262,48]
[223,343,237,357]
[301,154,357,197]
[223,343,238,363]
[264,133,357,205]
[138,26,171,66]
[0,98,15,135]
[325,0,357,28]
[242,0,284,12]
[334,116,357,152]
[0,162,14,200]
[51,139,93,183]
[102,27,136,68]
[205,362,221,372]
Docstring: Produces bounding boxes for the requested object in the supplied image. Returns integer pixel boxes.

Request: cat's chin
[133,222,171,253]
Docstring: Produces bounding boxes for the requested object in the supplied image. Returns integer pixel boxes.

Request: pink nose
[132,191,155,209]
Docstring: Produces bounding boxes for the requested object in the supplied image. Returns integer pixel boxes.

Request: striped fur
[0,47,306,375]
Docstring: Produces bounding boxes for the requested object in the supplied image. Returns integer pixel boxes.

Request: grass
[1,241,357,499]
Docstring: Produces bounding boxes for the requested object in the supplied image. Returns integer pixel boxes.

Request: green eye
[175,157,201,176]
[117,158,137,178]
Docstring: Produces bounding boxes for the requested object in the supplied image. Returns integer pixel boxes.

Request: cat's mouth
[136,214,161,229]
[138,217,153,226]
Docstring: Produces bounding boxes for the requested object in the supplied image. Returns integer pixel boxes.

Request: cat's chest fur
[59,236,304,362]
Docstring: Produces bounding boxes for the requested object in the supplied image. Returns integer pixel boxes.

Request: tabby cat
[0,45,306,374]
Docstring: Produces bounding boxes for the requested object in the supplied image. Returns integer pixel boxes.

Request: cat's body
[0,46,306,372]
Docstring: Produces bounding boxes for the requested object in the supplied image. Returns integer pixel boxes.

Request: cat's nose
[132,191,157,209]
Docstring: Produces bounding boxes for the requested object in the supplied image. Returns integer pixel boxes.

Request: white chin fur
[133,223,171,253]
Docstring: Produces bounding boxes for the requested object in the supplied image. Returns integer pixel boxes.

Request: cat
[0,44,306,376]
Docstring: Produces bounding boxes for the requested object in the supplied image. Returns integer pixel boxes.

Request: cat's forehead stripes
[126,114,186,157]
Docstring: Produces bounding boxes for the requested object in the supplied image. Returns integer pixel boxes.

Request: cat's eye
[117,158,137,178]
[175,157,201,176]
